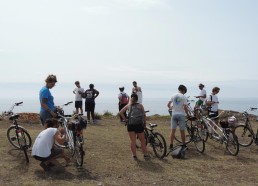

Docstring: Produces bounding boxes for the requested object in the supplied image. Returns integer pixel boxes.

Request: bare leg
[128,132,137,156]
[76,108,79,114]
[170,129,176,145]
[80,107,83,115]
[138,132,147,155]
[91,110,95,121]
[180,130,186,145]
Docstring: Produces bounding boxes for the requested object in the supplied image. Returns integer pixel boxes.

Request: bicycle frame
[59,115,75,151]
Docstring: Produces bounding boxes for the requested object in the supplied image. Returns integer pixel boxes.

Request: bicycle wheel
[234,125,253,147]
[226,130,239,156]
[198,121,209,142]
[74,139,84,167]
[151,132,167,159]
[174,120,192,144]
[193,128,205,153]
[7,126,32,149]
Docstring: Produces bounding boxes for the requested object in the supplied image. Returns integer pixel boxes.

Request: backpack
[120,93,129,104]
[171,145,187,159]
[128,103,144,125]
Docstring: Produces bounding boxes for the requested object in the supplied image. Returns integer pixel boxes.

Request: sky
[0,0,258,99]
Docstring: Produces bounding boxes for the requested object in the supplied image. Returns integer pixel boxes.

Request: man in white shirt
[194,83,207,117]
[167,85,190,150]
[206,87,220,119]
[73,81,84,115]
[132,81,143,104]
[32,119,70,171]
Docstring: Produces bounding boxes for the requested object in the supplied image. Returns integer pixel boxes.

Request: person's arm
[141,104,147,126]
[41,98,57,117]
[54,130,66,145]
[138,87,142,93]
[167,101,172,109]
[73,89,76,94]
[119,105,129,121]
[94,90,100,99]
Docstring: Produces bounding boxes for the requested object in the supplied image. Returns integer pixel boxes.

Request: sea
[1,97,258,116]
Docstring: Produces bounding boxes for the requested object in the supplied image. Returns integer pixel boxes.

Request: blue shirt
[39,86,55,112]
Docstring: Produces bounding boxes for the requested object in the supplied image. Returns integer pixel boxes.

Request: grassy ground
[1,115,258,186]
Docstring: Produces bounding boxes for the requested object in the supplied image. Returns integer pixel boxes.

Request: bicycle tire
[7,126,32,149]
[234,125,253,147]
[226,130,239,156]
[23,146,29,163]
[74,140,84,167]
[151,132,167,159]
[193,128,205,153]
[174,120,192,144]
[199,121,209,142]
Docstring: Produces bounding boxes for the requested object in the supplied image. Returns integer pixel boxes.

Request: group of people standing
[39,75,100,126]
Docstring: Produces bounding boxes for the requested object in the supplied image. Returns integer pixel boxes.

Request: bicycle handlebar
[15,102,23,106]
[145,110,150,113]
[64,101,73,106]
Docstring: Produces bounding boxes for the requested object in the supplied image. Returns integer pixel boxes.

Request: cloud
[81,6,110,15]
[0,49,6,52]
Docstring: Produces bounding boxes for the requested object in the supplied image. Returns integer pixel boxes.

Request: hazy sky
[0,0,257,87]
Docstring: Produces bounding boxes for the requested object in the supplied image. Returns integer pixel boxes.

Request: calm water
[0,97,258,116]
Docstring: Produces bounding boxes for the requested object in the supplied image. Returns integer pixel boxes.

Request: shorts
[208,111,219,119]
[196,100,204,107]
[75,101,83,109]
[171,114,186,130]
[85,102,95,112]
[127,124,145,133]
[40,111,52,126]
[33,147,63,162]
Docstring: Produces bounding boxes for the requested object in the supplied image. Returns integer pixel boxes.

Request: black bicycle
[174,117,205,153]
[234,107,258,147]
[5,102,32,163]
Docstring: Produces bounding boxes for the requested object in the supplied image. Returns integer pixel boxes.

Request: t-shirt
[39,86,55,112]
[132,87,143,104]
[74,87,84,101]
[32,128,58,158]
[170,93,187,116]
[207,94,219,112]
[85,89,99,103]
[199,89,207,102]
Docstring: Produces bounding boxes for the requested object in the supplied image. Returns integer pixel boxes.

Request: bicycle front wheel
[74,139,84,167]
[7,126,32,149]
[193,128,205,153]
[174,120,192,144]
[151,132,167,159]
[234,125,253,147]
[226,130,239,156]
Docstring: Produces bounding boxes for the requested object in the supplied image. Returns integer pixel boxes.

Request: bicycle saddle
[149,123,158,128]
[9,114,20,121]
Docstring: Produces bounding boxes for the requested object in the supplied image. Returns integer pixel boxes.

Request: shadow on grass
[35,163,98,181]
[136,159,164,173]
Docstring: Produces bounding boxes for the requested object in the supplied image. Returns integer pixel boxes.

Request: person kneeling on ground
[119,93,150,160]
[32,118,70,171]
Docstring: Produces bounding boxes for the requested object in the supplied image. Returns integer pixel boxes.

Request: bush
[94,112,102,120]
[103,110,113,117]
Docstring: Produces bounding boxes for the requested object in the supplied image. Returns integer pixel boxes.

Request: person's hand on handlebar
[50,111,57,118]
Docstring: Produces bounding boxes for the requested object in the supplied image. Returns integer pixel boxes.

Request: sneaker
[169,144,174,151]
[144,155,151,160]
[132,155,138,160]
[40,162,51,172]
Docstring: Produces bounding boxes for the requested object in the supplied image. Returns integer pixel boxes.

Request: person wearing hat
[39,75,58,126]
[118,86,129,122]
[194,83,207,117]
[83,84,99,124]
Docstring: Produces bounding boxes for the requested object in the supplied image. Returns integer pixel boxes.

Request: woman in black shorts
[119,94,150,160]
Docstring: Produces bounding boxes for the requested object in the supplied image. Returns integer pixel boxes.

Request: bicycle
[135,111,167,159]
[55,101,85,167]
[234,107,258,147]
[5,102,32,163]
[173,116,206,153]
[197,109,239,156]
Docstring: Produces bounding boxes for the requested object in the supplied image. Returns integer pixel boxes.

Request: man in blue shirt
[39,75,57,126]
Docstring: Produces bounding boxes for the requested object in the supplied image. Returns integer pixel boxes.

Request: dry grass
[1,116,258,186]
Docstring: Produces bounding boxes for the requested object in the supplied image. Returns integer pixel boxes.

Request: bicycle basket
[228,116,237,127]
